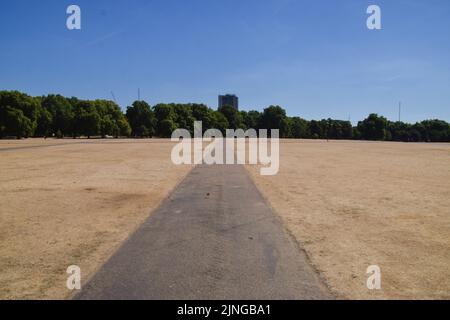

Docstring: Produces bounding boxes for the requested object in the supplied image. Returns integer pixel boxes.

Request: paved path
[75,165,332,300]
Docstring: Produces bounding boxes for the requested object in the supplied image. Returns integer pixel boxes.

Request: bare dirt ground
[0,139,193,300]
[246,140,450,300]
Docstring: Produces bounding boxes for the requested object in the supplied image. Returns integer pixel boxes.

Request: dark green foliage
[35,106,53,137]
[260,106,290,137]
[173,104,196,134]
[0,91,39,124]
[309,120,323,139]
[290,117,310,139]
[0,106,33,138]
[153,104,176,137]
[218,105,244,130]
[159,119,177,138]
[241,110,261,130]
[212,111,229,135]
[100,115,118,138]
[0,90,449,142]
[117,118,132,137]
[0,91,39,137]
[323,119,353,140]
[41,95,73,137]
[419,120,449,142]
[0,91,133,139]
[192,104,215,132]
[126,101,155,138]
[357,114,389,141]
[73,101,101,138]
[388,121,412,142]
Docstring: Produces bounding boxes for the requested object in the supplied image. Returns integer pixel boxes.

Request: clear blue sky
[1,0,449,123]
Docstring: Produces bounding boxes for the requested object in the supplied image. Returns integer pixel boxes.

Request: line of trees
[1,90,449,142]
[0,91,131,139]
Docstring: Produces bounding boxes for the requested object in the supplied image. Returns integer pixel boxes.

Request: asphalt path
[74,164,332,300]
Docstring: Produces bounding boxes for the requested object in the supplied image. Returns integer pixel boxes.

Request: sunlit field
[0,139,192,299]
[247,140,450,300]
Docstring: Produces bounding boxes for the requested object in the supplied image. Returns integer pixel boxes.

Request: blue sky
[1,0,449,123]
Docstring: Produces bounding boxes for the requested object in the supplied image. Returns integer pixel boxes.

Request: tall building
[219,94,239,110]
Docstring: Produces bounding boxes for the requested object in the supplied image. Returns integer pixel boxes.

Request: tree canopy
[1,90,449,142]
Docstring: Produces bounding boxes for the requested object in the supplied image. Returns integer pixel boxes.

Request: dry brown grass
[0,139,193,300]
[246,140,450,300]
[2,138,449,300]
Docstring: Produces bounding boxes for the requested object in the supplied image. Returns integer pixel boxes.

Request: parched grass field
[246,140,450,300]
[1,139,449,300]
[0,139,193,299]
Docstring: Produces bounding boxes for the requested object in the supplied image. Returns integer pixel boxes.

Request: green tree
[212,111,229,135]
[341,121,354,139]
[42,94,74,137]
[100,115,117,138]
[0,91,39,137]
[325,119,353,140]
[218,105,244,130]
[309,120,323,139]
[352,127,361,140]
[35,106,53,137]
[153,104,177,137]
[420,119,449,142]
[192,104,215,132]
[73,101,101,138]
[290,117,310,139]
[357,114,388,141]
[117,117,132,137]
[260,106,290,138]
[1,106,33,138]
[173,104,195,134]
[241,110,262,130]
[159,119,177,138]
[153,104,175,121]
[135,125,150,138]
[79,111,100,138]
[2,89,450,143]
[387,121,412,142]
[126,101,155,138]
